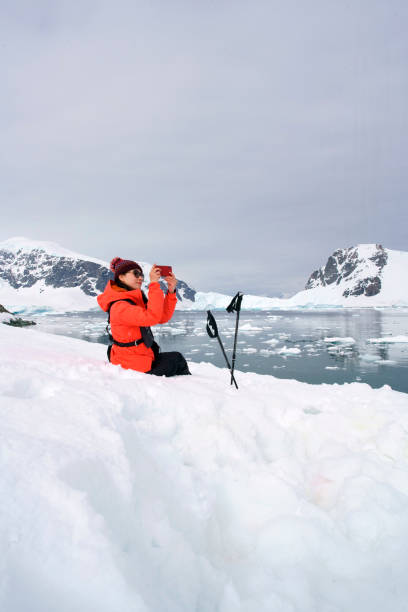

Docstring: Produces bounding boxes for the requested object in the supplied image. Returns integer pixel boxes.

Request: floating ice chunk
[375,360,397,365]
[240,323,264,332]
[263,338,279,345]
[241,347,257,353]
[158,326,186,335]
[276,346,301,355]
[324,337,356,344]
[327,345,346,354]
[325,366,340,370]
[368,336,408,344]
[360,353,379,362]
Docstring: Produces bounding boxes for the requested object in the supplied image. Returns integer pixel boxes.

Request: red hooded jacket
[97,280,177,372]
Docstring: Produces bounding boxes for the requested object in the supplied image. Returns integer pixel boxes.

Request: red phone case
[158,265,172,277]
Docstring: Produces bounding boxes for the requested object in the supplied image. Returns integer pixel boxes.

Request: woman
[97,257,190,377]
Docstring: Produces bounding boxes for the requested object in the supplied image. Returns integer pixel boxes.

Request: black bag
[151,340,160,362]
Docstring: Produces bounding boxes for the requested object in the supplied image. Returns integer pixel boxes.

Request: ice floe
[368,336,408,344]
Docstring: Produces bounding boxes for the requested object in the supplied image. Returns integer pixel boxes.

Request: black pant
[148,351,191,377]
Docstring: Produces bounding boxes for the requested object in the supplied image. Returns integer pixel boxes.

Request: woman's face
[118,268,144,290]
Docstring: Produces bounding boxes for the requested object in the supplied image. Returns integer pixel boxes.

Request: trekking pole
[206,310,238,389]
[226,292,243,386]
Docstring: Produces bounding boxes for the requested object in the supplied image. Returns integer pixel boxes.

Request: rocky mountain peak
[0,238,196,303]
[305,244,388,298]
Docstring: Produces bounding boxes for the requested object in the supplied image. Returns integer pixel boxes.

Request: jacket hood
[97,280,142,312]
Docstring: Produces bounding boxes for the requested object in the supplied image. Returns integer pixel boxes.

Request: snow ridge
[0,236,108,265]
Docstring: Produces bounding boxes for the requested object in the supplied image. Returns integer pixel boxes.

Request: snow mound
[1,325,408,611]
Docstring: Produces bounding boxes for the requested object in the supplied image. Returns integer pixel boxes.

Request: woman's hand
[165,271,177,293]
[149,264,161,283]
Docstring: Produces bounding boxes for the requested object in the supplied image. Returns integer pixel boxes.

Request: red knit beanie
[110,257,143,282]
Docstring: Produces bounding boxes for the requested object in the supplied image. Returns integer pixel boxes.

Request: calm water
[31,309,408,394]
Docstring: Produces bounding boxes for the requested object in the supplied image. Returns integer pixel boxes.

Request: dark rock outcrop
[305,245,387,298]
[0,249,112,297]
[0,303,36,327]
[343,277,382,298]
[0,246,196,303]
[159,279,196,302]
[4,317,37,327]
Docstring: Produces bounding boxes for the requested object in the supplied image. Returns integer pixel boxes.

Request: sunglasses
[132,269,144,278]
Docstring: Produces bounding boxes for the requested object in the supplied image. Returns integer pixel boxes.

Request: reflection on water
[31,309,408,394]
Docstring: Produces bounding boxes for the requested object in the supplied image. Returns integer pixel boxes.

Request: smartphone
[157,265,173,277]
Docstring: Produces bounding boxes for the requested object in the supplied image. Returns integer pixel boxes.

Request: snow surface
[2,324,408,611]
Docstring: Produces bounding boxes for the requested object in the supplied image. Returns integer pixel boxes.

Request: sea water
[31,308,408,394]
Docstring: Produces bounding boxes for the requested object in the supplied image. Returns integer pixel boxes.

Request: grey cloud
[1,0,407,296]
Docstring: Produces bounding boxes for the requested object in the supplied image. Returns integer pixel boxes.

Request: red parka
[97,280,177,372]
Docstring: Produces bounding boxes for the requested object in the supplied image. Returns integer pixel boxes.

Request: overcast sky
[1,0,407,296]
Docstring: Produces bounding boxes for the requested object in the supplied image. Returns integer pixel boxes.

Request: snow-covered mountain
[305,244,388,297]
[1,238,407,313]
[0,237,196,313]
[0,236,284,313]
[284,243,408,308]
[180,242,408,308]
